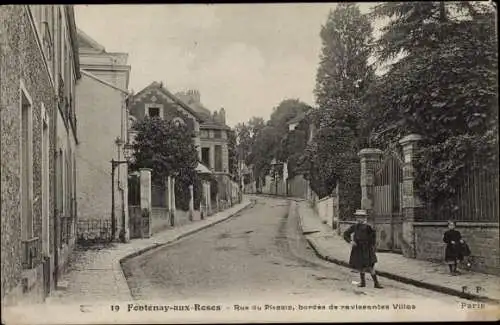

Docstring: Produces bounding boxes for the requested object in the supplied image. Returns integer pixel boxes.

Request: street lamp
[111,142,134,241]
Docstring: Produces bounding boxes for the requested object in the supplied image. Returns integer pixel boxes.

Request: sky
[75,3,380,127]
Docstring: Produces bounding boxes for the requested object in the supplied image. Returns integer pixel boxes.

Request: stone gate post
[139,168,152,238]
[399,134,423,258]
[189,184,194,221]
[171,177,176,226]
[358,148,383,223]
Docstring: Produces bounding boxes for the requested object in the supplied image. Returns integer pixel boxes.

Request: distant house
[75,29,132,241]
[128,82,203,148]
[1,5,80,305]
[287,111,306,131]
[175,90,237,205]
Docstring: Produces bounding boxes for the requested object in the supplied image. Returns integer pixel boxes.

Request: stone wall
[288,174,309,199]
[175,210,193,227]
[151,208,171,234]
[414,222,499,275]
[0,5,57,304]
[315,196,335,229]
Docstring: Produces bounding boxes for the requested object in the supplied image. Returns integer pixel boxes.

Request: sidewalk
[46,199,253,305]
[295,200,500,303]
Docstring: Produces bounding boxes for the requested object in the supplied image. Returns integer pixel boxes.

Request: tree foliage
[301,3,375,198]
[237,100,311,181]
[315,3,375,107]
[227,130,238,180]
[366,1,498,207]
[131,117,199,181]
[131,117,200,211]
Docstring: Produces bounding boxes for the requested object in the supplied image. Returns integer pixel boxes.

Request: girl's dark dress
[343,223,378,271]
[443,229,464,263]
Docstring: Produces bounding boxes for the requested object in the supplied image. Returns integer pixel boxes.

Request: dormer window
[145,103,164,119]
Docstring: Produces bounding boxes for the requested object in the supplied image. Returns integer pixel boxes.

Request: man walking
[343,212,383,289]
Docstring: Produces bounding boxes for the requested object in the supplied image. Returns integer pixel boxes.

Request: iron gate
[373,148,404,253]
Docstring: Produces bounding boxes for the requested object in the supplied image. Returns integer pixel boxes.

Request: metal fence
[423,164,499,222]
[76,219,113,246]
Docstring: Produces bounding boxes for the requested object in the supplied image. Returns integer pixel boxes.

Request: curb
[249,194,307,202]
[297,203,499,304]
[119,200,253,265]
[176,201,254,241]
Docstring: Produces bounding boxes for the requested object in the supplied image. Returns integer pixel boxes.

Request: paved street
[122,197,471,307]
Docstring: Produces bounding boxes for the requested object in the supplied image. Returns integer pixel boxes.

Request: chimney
[186,89,200,104]
[213,111,218,122]
[219,107,226,124]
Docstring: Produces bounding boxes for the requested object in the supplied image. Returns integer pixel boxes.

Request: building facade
[1,5,80,305]
[128,82,203,145]
[75,29,131,242]
[175,90,234,204]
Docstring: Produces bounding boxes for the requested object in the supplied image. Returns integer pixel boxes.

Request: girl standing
[343,215,383,288]
[443,220,464,275]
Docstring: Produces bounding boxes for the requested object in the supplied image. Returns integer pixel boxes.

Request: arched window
[172,117,185,127]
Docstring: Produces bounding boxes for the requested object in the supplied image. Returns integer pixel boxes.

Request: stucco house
[75,29,132,242]
[1,5,80,305]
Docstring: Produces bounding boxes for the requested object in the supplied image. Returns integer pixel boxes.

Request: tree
[227,129,238,179]
[366,2,498,211]
[246,99,311,181]
[315,3,375,108]
[302,4,375,198]
[130,117,200,210]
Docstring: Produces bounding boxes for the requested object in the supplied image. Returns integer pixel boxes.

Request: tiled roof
[132,82,205,122]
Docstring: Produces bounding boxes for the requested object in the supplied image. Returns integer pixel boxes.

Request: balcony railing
[22,237,41,269]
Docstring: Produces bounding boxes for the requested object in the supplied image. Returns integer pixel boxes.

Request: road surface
[122,197,470,309]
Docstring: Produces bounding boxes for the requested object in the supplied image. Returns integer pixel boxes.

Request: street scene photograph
[1,2,499,324]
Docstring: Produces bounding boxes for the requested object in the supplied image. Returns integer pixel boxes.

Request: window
[148,107,160,118]
[20,85,34,240]
[213,130,222,139]
[200,130,209,138]
[214,145,222,172]
[172,117,185,127]
[202,147,210,168]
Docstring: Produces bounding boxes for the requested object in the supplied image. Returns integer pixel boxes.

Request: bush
[175,169,202,211]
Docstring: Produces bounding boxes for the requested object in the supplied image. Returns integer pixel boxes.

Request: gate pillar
[139,168,152,238]
[399,134,423,258]
[358,148,383,222]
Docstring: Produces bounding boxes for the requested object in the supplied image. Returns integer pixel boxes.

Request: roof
[287,111,306,125]
[196,162,212,174]
[77,28,106,52]
[175,91,230,129]
[81,69,129,94]
[132,82,205,122]
[200,122,231,130]
[66,6,81,79]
